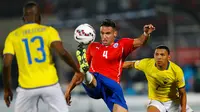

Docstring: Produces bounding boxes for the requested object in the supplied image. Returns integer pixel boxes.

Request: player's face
[100,26,117,46]
[154,49,169,67]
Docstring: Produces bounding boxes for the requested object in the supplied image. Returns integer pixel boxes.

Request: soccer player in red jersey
[65,19,155,112]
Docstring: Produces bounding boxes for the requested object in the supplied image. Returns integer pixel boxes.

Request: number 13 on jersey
[22,36,46,64]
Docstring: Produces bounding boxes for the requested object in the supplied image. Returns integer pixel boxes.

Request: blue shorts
[82,72,128,111]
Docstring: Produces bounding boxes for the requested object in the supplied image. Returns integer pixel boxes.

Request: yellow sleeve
[48,27,61,47]
[134,58,149,71]
[176,66,185,88]
[3,33,15,55]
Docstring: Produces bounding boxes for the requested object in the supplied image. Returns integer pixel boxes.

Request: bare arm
[133,24,155,48]
[66,72,83,93]
[3,54,13,107]
[123,61,135,69]
[51,41,80,73]
[3,54,13,91]
[65,72,84,105]
[179,87,187,112]
[51,41,84,104]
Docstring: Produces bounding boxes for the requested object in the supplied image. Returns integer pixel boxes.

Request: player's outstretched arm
[51,41,84,105]
[123,61,135,69]
[179,87,187,112]
[65,72,83,106]
[3,54,13,107]
[133,24,155,48]
[51,41,81,73]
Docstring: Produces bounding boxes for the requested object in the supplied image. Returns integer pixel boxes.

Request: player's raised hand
[143,24,155,35]
[4,88,13,107]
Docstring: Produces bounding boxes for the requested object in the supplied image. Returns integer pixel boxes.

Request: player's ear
[168,55,171,60]
[114,30,117,37]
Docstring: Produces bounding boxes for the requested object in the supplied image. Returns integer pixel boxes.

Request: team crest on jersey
[113,43,119,48]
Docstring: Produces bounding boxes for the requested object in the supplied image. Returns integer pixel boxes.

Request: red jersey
[86,38,136,83]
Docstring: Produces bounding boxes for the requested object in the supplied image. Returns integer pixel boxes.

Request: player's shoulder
[35,24,58,32]
[7,27,20,38]
[88,42,101,47]
[169,61,182,71]
[135,58,153,66]
[5,25,27,40]
[118,38,133,42]
[41,25,57,31]
[47,26,57,30]
[141,58,154,63]
[91,42,100,45]
[8,30,16,36]
[117,38,134,45]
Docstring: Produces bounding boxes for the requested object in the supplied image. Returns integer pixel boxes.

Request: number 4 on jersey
[103,51,108,59]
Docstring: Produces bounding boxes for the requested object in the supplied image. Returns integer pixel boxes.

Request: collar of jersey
[155,61,170,70]
[166,61,170,70]
[114,39,119,42]
[25,22,37,24]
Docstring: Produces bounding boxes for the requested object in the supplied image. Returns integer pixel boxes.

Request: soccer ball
[74,24,96,45]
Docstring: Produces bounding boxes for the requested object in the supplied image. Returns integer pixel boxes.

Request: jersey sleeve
[3,33,15,55]
[175,66,185,88]
[134,58,149,72]
[48,27,61,47]
[120,38,135,58]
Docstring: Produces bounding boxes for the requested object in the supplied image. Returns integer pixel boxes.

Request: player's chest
[146,68,176,86]
[91,43,123,60]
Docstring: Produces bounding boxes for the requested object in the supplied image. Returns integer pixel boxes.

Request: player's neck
[101,41,114,46]
[156,62,170,70]
[24,20,40,24]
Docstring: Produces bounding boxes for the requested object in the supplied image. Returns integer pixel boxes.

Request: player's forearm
[180,92,187,112]
[142,34,150,45]
[2,66,11,90]
[138,33,150,45]
[66,75,79,93]
[133,34,150,48]
[123,61,135,69]
[133,24,155,47]
[60,50,80,73]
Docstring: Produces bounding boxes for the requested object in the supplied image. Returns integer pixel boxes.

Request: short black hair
[155,45,170,55]
[100,19,116,29]
[23,1,38,12]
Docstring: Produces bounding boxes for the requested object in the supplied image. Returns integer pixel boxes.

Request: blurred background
[0,0,200,112]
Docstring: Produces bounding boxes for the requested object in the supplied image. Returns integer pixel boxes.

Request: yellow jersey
[3,23,61,88]
[134,58,185,102]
